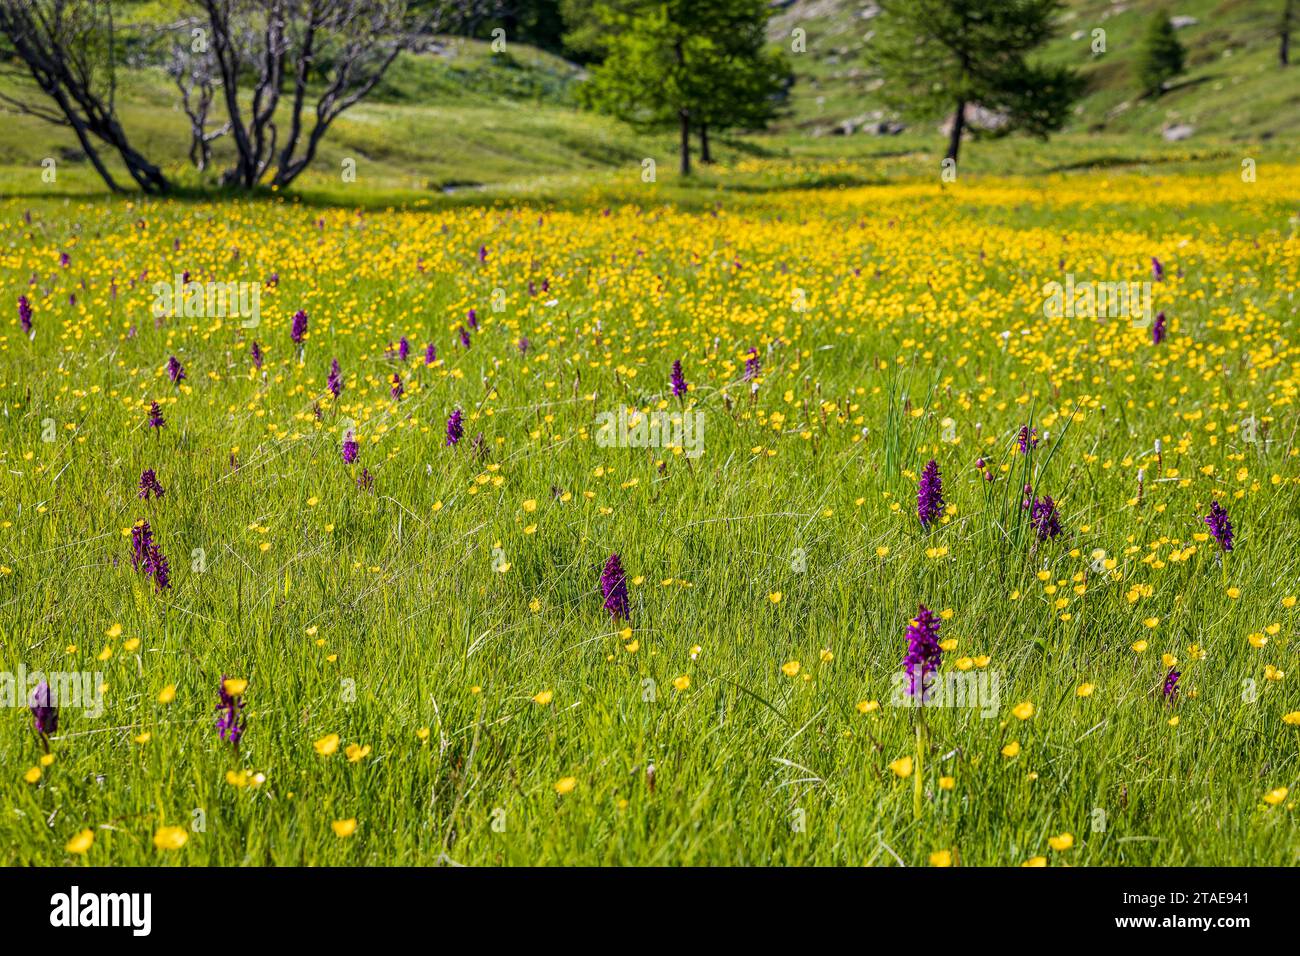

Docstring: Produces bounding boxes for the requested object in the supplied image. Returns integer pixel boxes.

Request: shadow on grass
[1044,148,1235,173]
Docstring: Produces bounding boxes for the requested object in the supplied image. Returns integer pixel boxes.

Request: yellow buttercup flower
[888,756,913,778]
[1048,833,1074,852]
[1012,701,1035,720]
[331,818,358,837]
[532,689,554,705]
[554,776,577,795]
[65,829,94,854]
[153,826,188,850]
[313,733,341,756]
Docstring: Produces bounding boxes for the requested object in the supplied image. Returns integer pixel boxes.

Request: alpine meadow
[0,0,1298,872]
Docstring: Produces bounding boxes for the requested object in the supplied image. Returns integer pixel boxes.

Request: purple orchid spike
[1030,495,1062,541]
[138,469,165,500]
[30,678,58,747]
[903,605,942,700]
[1204,501,1234,552]
[1152,311,1167,345]
[917,459,944,529]
[327,358,343,398]
[291,309,308,346]
[215,676,245,746]
[445,408,464,447]
[670,359,687,399]
[601,552,630,621]
[1162,668,1180,701]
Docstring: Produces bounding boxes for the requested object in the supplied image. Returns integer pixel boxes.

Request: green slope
[771,0,1300,142]
[0,1,1294,196]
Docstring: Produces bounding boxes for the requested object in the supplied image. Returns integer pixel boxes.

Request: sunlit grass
[0,160,1297,865]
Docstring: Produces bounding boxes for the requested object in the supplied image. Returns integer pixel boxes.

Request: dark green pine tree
[1138,12,1186,96]
[865,0,1082,164]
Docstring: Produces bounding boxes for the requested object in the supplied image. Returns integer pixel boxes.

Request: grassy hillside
[772,0,1300,142]
[0,1,1295,197]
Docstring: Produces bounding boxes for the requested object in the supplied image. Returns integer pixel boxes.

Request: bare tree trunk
[1283,0,1294,66]
[699,123,712,164]
[0,2,168,194]
[679,109,691,177]
[945,100,966,163]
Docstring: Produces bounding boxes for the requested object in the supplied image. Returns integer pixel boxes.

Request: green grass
[0,153,1297,865]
